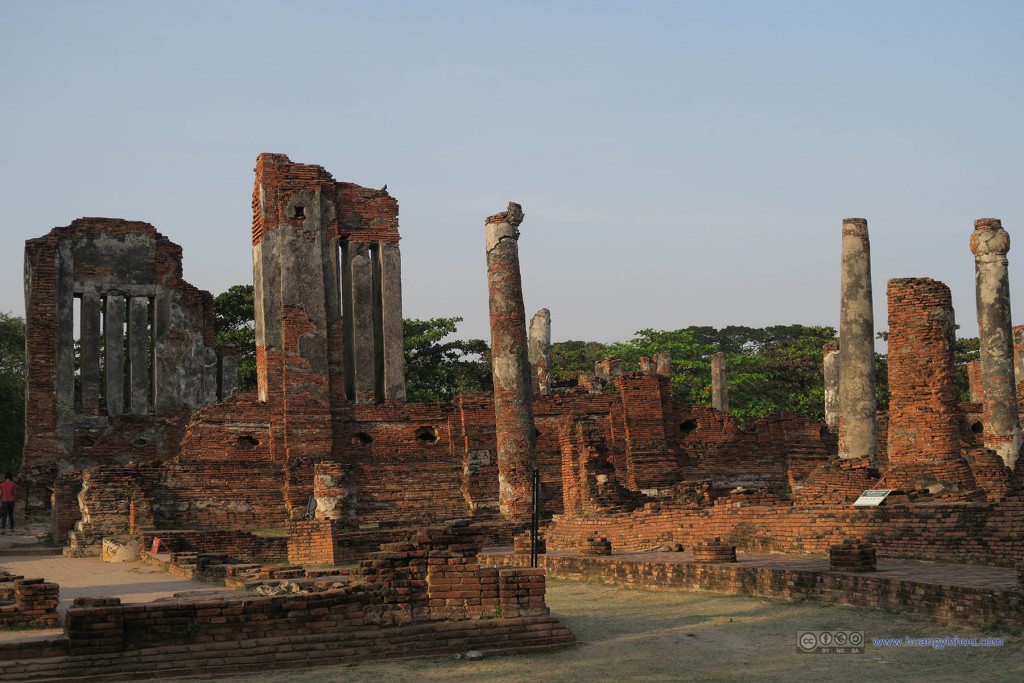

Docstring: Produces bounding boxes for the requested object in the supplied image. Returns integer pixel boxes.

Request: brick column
[822,341,840,432]
[970,218,1021,469]
[838,218,877,462]
[967,360,983,404]
[886,278,975,492]
[710,352,728,412]
[486,203,537,522]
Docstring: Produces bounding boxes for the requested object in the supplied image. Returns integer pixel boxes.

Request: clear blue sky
[3,1,1023,344]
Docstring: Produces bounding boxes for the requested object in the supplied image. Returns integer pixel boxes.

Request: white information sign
[852,489,892,507]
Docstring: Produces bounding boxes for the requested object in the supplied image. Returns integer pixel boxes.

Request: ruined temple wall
[672,405,833,493]
[23,219,225,484]
[341,401,466,523]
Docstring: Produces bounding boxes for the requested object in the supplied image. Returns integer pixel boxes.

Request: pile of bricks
[692,537,737,563]
[0,578,60,627]
[578,534,612,556]
[829,537,877,572]
[513,530,546,555]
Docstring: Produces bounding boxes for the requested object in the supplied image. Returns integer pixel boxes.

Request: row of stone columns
[73,293,153,416]
[831,217,1021,470]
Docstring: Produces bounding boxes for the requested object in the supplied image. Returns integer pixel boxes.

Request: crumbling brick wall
[22,219,232,492]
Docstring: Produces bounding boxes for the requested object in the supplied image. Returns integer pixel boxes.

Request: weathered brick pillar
[838,218,877,462]
[822,341,840,432]
[967,360,983,403]
[1014,324,1024,398]
[313,462,355,526]
[886,278,961,468]
[655,351,672,378]
[486,203,538,522]
[970,218,1021,469]
[528,308,552,396]
[1014,324,1024,382]
[710,352,728,412]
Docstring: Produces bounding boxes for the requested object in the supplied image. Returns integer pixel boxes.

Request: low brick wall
[544,497,1024,568]
[137,529,288,564]
[0,523,573,681]
[481,552,1024,630]
[0,608,571,681]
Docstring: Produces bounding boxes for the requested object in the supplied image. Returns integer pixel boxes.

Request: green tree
[549,340,611,384]
[0,313,26,475]
[213,285,257,392]
[552,324,858,425]
[403,317,491,402]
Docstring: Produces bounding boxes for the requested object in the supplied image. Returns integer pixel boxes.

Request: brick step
[3,617,574,681]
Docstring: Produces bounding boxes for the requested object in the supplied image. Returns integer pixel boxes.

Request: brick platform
[480,549,1024,630]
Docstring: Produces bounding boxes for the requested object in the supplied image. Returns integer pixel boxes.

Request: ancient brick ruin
[11,156,1024,675]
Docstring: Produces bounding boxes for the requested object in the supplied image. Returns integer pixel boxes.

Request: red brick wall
[543,496,1024,568]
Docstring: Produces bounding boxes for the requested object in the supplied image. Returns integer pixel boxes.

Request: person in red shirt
[0,473,15,534]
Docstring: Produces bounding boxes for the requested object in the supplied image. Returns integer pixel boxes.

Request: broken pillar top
[842,217,868,234]
[485,202,525,226]
[971,217,1009,256]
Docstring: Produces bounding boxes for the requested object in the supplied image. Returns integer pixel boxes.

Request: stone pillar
[346,242,376,403]
[710,351,728,412]
[104,294,125,416]
[485,202,538,522]
[128,296,150,415]
[886,279,960,467]
[219,345,237,400]
[838,218,877,462]
[1013,324,1024,383]
[967,360,983,404]
[970,218,1021,469]
[379,243,406,401]
[528,308,552,396]
[79,293,101,414]
[823,341,840,432]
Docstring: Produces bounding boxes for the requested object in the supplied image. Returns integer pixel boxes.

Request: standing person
[0,473,15,534]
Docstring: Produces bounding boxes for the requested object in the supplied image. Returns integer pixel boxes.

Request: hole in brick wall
[132,438,148,447]
[292,205,305,219]
[415,426,439,444]
[680,419,698,434]
[80,437,95,448]
[237,435,260,448]
[535,428,542,439]
[971,421,983,434]
[352,432,373,446]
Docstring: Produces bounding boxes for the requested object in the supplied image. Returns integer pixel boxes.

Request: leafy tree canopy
[403,317,491,402]
[213,285,257,392]
[0,312,25,474]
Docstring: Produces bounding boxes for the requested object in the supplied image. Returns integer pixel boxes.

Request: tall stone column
[822,341,840,432]
[710,352,728,412]
[104,294,125,416]
[485,202,537,522]
[970,218,1021,469]
[838,218,877,462]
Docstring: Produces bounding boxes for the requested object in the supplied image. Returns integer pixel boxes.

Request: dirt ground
[173,578,1023,683]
